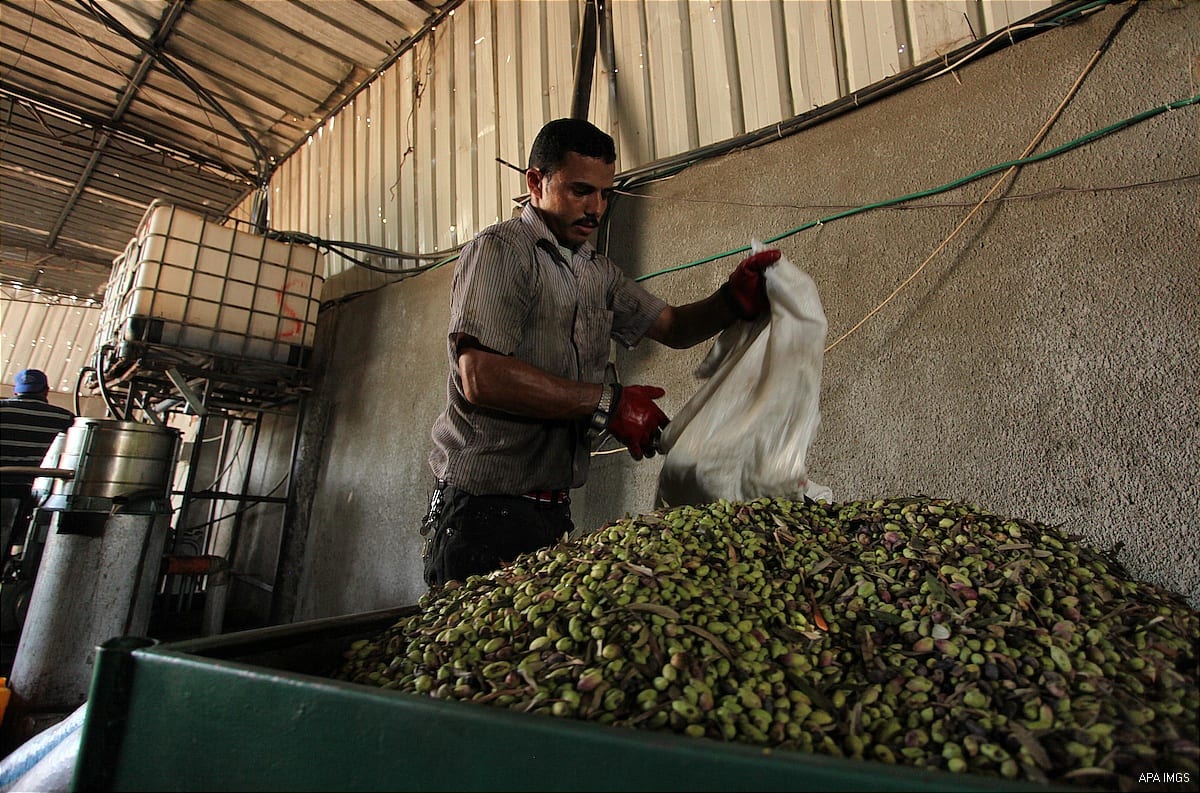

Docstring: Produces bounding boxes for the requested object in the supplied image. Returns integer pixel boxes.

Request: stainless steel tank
[36,417,179,514]
[7,418,181,724]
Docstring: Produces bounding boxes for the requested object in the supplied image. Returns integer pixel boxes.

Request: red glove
[607,385,669,460]
[722,248,782,319]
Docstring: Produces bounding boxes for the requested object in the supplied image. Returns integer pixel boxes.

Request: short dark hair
[527,118,616,177]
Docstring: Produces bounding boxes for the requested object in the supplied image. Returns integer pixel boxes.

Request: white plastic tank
[94,201,325,367]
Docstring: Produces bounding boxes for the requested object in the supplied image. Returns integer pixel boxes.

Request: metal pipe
[770,0,794,118]
[0,467,75,480]
[598,0,618,131]
[270,399,318,625]
[634,0,656,158]
[173,411,210,554]
[162,554,226,576]
[161,554,231,635]
[269,399,306,623]
[720,0,744,136]
[8,510,171,713]
[570,0,599,120]
[171,491,287,504]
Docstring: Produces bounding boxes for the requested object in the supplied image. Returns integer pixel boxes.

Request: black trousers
[420,481,573,587]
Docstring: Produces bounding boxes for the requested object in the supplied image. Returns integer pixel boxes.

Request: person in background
[420,117,781,587]
[0,369,75,563]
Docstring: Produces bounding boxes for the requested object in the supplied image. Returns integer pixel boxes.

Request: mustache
[575,215,600,226]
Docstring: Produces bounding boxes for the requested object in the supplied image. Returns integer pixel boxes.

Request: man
[421,118,780,587]
[0,369,75,562]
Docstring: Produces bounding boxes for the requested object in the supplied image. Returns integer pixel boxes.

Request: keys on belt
[419,481,448,560]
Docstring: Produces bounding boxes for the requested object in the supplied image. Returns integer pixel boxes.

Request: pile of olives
[335,496,1199,788]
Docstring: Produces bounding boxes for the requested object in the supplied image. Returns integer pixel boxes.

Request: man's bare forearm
[458,346,602,420]
[645,290,738,349]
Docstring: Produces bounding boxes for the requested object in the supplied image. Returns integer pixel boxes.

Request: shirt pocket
[574,307,613,381]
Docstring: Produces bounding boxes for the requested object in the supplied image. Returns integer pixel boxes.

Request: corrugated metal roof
[1,0,457,301]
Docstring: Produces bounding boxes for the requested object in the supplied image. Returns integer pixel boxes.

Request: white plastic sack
[656,243,832,506]
[0,702,86,793]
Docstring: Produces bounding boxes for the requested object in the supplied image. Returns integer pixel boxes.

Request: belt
[523,489,570,505]
[436,480,569,505]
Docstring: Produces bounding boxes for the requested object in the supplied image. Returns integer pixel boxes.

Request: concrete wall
[281,1,1199,622]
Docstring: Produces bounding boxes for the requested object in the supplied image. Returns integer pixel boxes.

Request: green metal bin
[70,607,1062,792]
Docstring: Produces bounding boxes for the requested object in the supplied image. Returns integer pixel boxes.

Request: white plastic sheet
[657,244,831,506]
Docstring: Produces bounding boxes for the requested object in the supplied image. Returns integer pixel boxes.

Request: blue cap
[13,369,50,395]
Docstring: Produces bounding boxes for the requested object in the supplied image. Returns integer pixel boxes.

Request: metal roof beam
[47,0,189,248]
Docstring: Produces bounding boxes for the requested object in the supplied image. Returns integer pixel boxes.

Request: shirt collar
[520,203,595,261]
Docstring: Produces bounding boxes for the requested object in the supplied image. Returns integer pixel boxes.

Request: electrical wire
[53,0,1118,292]
[77,0,1136,306]
[608,173,1198,214]
[16,1,246,183]
[917,0,1115,88]
[630,93,1199,285]
[266,230,465,274]
[280,1,1126,286]
[176,469,290,536]
[0,3,37,153]
[202,421,250,492]
[608,0,1116,199]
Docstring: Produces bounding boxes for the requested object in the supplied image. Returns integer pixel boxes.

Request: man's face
[527,151,615,249]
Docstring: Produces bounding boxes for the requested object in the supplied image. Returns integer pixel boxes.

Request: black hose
[93,346,122,419]
[74,366,94,417]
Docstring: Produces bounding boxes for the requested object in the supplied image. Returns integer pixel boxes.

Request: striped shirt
[0,397,75,498]
[429,203,666,495]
